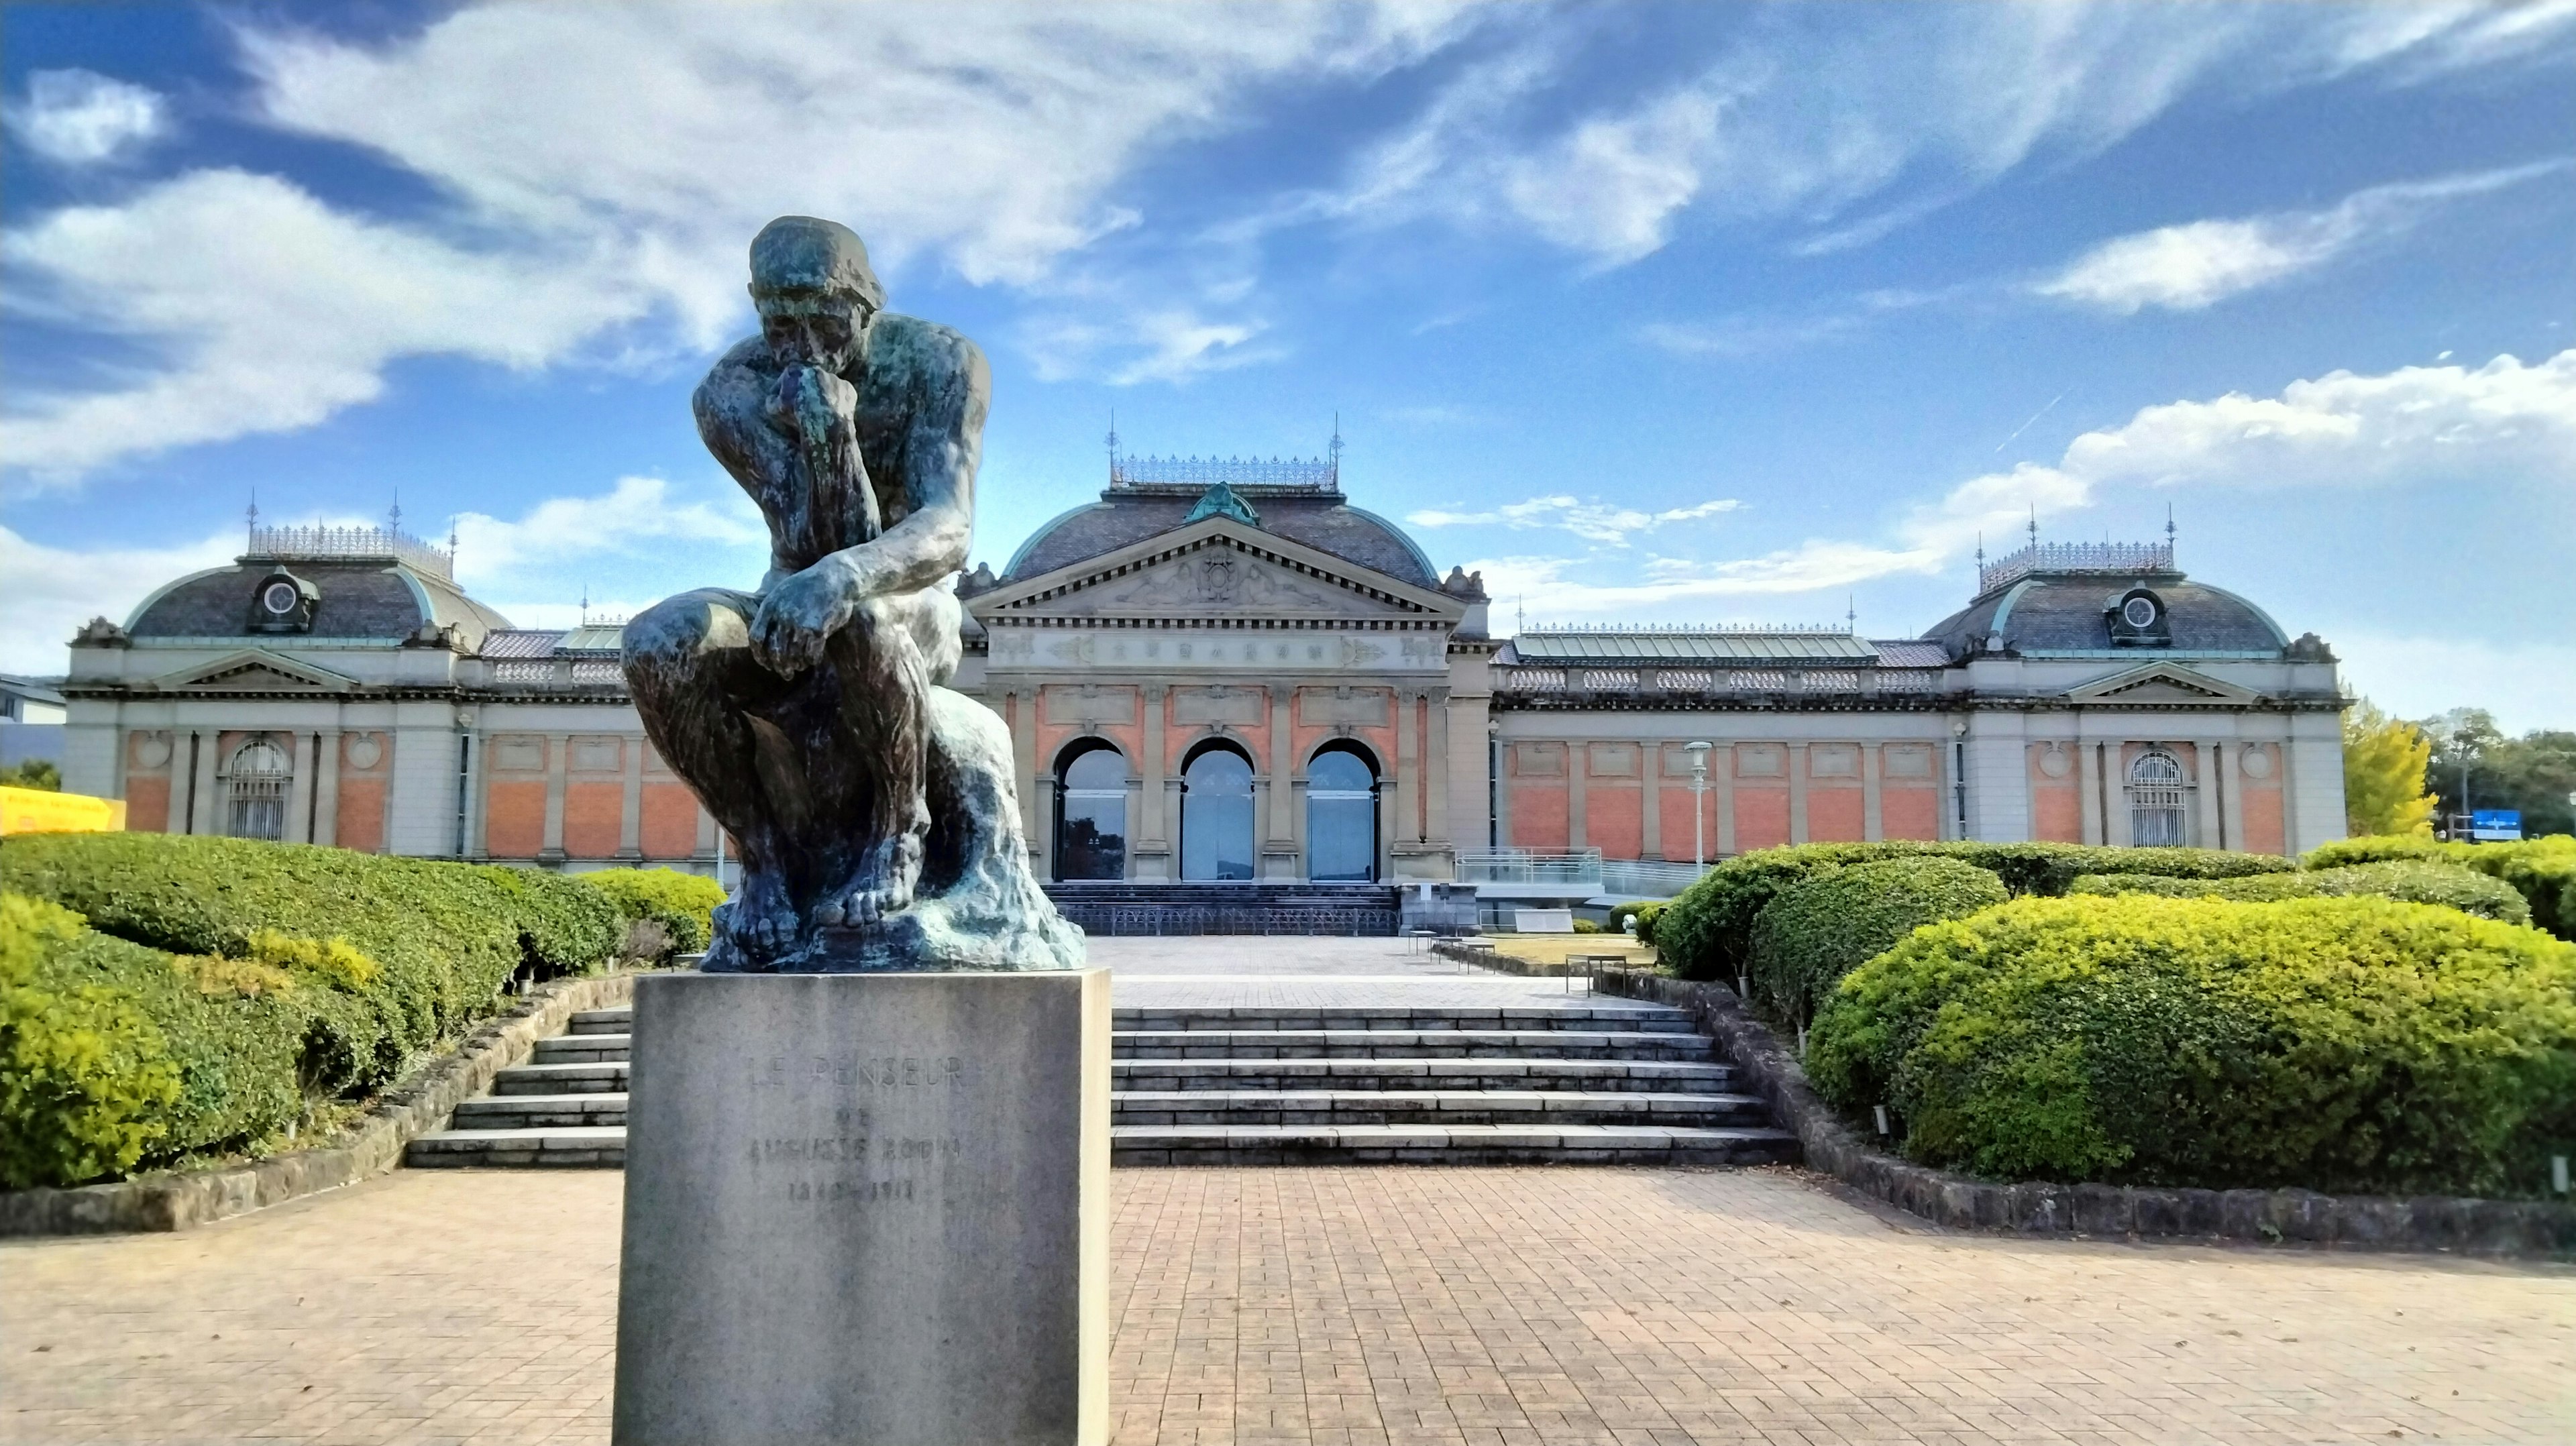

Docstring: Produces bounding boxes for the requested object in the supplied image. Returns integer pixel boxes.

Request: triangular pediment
[2065,661,2256,705]
[152,649,358,693]
[969,516,1461,625]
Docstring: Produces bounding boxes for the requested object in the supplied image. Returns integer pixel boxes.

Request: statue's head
[748,216,884,373]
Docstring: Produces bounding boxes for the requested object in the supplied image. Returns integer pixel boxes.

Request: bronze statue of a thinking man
[623,216,1079,972]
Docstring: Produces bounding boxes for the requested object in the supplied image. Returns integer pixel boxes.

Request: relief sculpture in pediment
[1104,551,1340,612]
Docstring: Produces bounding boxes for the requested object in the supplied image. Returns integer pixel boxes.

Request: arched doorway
[1305,743,1379,882]
[1180,742,1256,881]
[1053,741,1128,881]
[224,736,292,842]
[2127,748,2190,846]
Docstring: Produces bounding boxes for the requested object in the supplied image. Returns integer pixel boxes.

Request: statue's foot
[815,831,925,928]
[714,867,802,964]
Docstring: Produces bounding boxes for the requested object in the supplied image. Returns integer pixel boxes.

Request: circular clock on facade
[263,580,301,615]
[2121,594,2159,629]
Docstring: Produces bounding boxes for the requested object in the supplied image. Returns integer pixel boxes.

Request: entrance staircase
[1042,882,1399,937]
[407,1001,1798,1168]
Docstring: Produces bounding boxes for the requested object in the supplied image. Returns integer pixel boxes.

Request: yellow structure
[0,785,126,835]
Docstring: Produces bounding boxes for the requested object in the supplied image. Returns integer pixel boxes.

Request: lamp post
[1684,740,1712,869]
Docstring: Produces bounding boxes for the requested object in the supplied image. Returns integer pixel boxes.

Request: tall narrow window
[1181,745,1256,881]
[1305,745,1379,882]
[224,736,292,842]
[2127,748,2189,847]
[1053,743,1128,881]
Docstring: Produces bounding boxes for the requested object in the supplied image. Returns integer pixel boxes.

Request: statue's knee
[624,592,740,674]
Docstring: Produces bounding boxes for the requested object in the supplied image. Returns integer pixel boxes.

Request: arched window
[2127,748,2190,847]
[224,736,292,842]
[1180,743,1256,881]
[1305,744,1379,882]
[1053,742,1128,881]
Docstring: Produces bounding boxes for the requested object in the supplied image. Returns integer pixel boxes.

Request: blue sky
[5,1,2573,729]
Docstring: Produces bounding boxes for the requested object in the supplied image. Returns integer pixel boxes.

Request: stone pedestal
[612,969,1110,1446]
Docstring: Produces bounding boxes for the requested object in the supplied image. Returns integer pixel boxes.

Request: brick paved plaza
[6,1166,2571,1445]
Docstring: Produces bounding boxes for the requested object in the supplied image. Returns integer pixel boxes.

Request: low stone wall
[1597,969,2576,1259]
[0,970,641,1237]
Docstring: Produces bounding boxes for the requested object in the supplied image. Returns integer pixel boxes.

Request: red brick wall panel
[641,783,700,860]
[1734,789,1790,852]
[563,781,624,860]
[1881,787,1941,841]
[1807,788,1865,843]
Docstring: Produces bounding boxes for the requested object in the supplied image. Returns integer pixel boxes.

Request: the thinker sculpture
[622,216,1083,972]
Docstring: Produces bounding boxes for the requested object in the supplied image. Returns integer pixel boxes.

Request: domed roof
[126,544,512,649]
[1002,484,1438,590]
[1922,565,2288,659]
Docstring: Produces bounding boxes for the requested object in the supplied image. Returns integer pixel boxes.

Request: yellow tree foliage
[2344,699,2436,838]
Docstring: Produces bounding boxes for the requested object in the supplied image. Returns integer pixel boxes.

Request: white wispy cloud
[450,476,767,591]
[1480,348,2576,614]
[2036,162,2569,314]
[4,69,166,165]
[1405,494,1741,545]
[1308,5,2576,266]
[2,3,1475,480]
[0,524,239,675]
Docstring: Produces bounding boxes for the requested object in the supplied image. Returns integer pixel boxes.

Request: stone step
[564,1004,1693,1034]
[453,1093,629,1128]
[1112,1030,1710,1062]
[1113,1058,1736,1092]
[534,1034,632,1064]
[1109,1123,1801,1166]
[1112,1090,1769,1127]
[1114,1006,1694,1034]
[494,1061,629,1094]
[406,1126,626,1168]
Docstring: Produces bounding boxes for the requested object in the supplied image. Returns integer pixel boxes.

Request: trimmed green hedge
[2304,835,2576,940]
[1807,895,2576,1197]
[0,834,632,1188]
[2069,860,2532,924]
[1654,842,2293,981]
[580,868,724,958]
[1746,857,2008,1024]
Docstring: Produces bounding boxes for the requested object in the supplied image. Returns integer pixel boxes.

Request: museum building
[53,451,2351,885]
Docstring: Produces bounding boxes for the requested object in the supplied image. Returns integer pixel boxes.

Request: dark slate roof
[1921,573,2288,659]
[1868,639,1953,669]
[1002,487,1438,589]
[127,559,513,648]
[1506,628,1879,663]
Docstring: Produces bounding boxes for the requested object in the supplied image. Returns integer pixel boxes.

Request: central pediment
[150,649,358,693]
[969,516,1460,626]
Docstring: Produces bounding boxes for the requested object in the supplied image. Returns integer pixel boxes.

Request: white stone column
[2078,735,2104,846]
[1266,687,1294,846]
[1713,742,1736,857]
[1138,685,1167,877]
[620,733,645,860]
[2215,737,2236,850]
[1489,729,1511,851]
[1862,742,1883,842]
[188,729,219,836]
[541,732,570,862]
[1424,689,1450,854]
[314,728,342,846]
[1641,740,1666,860]
[1396,689,1421,842]
[1566,742,1589,853]
[286,733,317,844]
[1786,741,1809,845]
[2196,740,2224,850]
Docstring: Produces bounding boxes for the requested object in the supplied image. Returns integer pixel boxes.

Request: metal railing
[1456,850,1604,894]
[1600,859,1709,898]
[246,524,455,581]
[1976,540,2172,597]
[1110,453,1336,490]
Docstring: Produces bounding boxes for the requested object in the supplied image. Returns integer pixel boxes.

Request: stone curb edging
[0,970,641,1238]
[1596,969,2576,1260]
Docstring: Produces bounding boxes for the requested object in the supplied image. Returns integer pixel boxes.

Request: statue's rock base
[612,970,1110,1446]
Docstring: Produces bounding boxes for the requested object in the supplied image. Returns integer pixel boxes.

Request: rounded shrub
[580,868,725,957]
[1651,840,2290,981]
[2070,860,2531,924]
[1807,895,2576,1197]
[1,894,182,1190]
[1745,857,2008,1024]
[2303,834,2576,940]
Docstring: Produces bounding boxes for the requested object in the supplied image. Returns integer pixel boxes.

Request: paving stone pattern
[6,1168,2571,1445]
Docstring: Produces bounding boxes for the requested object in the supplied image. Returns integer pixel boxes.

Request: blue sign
[2471,809,2522,842]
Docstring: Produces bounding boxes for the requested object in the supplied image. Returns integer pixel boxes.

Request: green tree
[2343,700,2434,837]
[3,760,61,791]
